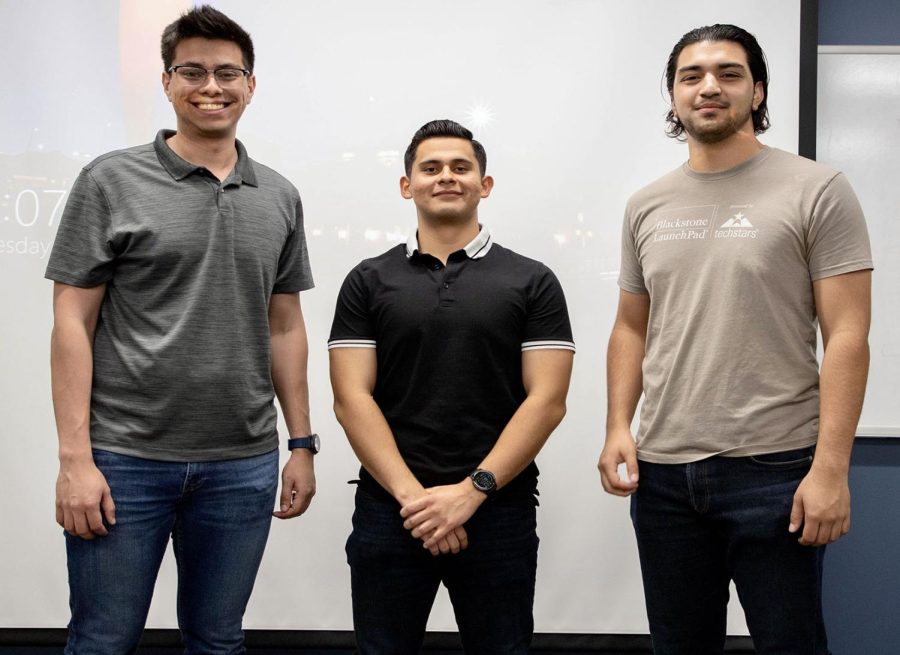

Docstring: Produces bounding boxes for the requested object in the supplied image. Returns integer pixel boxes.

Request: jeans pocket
[749,446,815,469]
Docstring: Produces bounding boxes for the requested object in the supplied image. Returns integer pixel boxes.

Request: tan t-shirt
[619,146,872,463]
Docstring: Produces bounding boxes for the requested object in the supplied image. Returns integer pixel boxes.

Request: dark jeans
[346,487,538,654]
[631,446,828,655]
[64,448,279,655]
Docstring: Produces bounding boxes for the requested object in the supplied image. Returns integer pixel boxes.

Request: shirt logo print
[715,210,759,239]
[719,211,754,228]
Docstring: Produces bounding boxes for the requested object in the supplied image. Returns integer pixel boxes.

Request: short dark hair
[664,24,770,139]
[404,119,487,177]
[161,5,255,72]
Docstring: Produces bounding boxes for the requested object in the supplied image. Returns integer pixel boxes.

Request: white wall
[817,48,900,437]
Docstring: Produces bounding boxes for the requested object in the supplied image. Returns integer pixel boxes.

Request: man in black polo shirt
[46,7,317,653]
[330,119,575,654]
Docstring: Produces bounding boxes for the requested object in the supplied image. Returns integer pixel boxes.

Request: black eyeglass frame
[166,65,252,84]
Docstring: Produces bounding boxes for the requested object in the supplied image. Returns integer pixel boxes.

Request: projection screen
[0,0,804,634]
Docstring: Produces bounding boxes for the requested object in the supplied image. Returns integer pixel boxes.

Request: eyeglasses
[167,65,251,86]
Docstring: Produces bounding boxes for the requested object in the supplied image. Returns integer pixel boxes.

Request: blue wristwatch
[287,434,320,454]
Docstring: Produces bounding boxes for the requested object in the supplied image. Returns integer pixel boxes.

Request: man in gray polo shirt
[45,6,317,653]
[598,25,871,653]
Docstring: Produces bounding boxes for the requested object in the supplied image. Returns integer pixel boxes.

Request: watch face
[472,470,496,492]
[310,434,321,453]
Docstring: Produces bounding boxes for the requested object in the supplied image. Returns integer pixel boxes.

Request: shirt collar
[405,225,493,260]
[153,129,258,187]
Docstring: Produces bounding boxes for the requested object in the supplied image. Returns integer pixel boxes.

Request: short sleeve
[273,196,315,293]
[807,173,873,280]
[521,267,575,353]
[44,168,116,287]
[617,206,648,294]
[328,266,376,349]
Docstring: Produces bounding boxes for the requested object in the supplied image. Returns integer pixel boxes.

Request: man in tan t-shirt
[598,24,872,654]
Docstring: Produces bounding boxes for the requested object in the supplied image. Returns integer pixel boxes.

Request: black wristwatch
[287,434,320,454]
[470,469,497,496]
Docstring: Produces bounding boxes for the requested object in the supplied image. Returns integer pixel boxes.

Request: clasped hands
[399,480,487,556]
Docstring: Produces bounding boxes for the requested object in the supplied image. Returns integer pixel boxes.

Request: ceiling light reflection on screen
[464,103,495,130]
[376,151,399,167]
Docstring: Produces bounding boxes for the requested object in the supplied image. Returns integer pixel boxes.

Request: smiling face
[400,137,493,224]
[162,37,255,142]
[670,40,764,145]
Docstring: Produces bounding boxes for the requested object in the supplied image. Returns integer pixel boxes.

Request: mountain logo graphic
[720,211,753,228]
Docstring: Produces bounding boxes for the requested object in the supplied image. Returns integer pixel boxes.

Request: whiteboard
[817,49,900,439]
[0,0,803,634]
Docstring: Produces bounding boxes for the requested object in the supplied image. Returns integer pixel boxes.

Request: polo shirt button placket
[439,272,456,306]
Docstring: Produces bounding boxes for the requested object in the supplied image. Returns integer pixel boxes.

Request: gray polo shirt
[46,130,314,461]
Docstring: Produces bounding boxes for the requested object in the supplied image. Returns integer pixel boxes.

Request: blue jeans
[346,487,538,654]
[631,446,828,655]
[64,448,279,655]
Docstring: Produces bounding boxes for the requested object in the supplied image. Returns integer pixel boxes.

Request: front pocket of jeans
[749,448,814,469]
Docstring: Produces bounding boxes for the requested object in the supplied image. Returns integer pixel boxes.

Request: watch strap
[287,434,320,453]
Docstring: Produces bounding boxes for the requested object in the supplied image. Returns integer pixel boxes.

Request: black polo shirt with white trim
[329,226,574,503]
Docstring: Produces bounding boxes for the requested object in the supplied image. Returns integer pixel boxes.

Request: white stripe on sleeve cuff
[328,339,377,350]
[521,340,576,353]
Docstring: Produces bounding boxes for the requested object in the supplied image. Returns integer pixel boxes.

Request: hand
[395,487,469,556]
[789,466,851,545]
[56,460,116,539]
[421,525,470,557]
[598,427,639,496]
[400,481,485,552]
[273,449,316,519]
